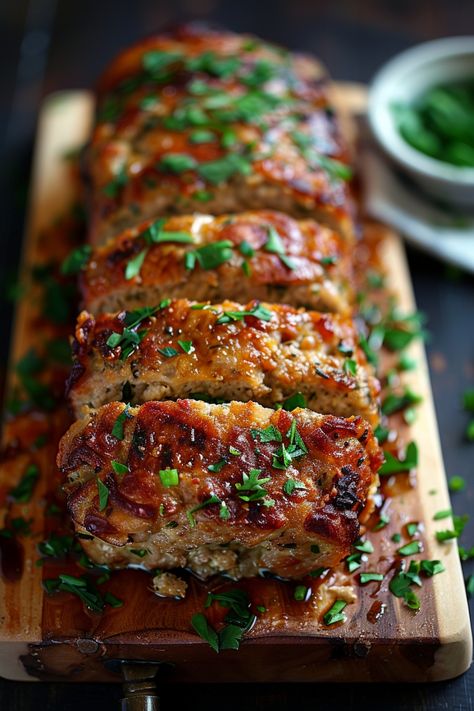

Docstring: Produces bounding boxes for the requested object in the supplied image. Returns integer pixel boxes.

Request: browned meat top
[86,25,354,243]
[80,211,352,312]
[58,400,382,551]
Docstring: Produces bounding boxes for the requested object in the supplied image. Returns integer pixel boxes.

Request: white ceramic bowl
[368,36,474,209]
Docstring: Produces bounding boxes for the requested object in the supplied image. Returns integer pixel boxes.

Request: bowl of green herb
[369,36,474,209]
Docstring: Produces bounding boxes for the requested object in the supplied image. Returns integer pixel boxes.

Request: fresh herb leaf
[158,346,179,358]
[215,303,273,325]
[111,460,128,476]
[294,585,309,601]
[323,599,347,625]
[111,406,131,440]
[186,240,234,270]
[187,495,221,526]
[159,153,197,173]
[208,459,227,473]
[449,475,465,492]
[360,572,384,584]
[379,442,418,475]
[281,392,306,411]
[159,468,179,487]
[420,559,445,577]
[397,541,422,556]
[264,226,295,270]
[61,245,91,275]
[235,469,271,501]
[125,248,148,280]
[433,509,452,521]
[97,479,109,511]
[9,464,39,503]
[283,479,307,495]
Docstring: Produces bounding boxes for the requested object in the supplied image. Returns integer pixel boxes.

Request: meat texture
[80,211,353,316]
[86,24,355,245]
[57,399,382,579]
[67,299,380,425]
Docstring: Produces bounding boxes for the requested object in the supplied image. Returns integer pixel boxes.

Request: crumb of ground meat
[152,571,188,599]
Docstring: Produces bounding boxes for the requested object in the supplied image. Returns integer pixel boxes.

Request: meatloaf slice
[80,211,353,316]
[67,299,380,425]
[86,24,355,245]
[57,399,382,579]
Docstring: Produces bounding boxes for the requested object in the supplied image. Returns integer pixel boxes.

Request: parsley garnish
[43,573,122,612]
[397,541,422,556]
[197,154,251,184]
[389,563,421,610]
[294,585,309,602]
[185,240,234,270]
[272,419,308,470]
[323,600,347,625]
[159,153,197,173]
[192,588,255,652]
[379,442,418,475]
[9,464,39,503]
[235,469,271,502]
[283,479,307,495]
[61,245,91,275]
[208,459,227,473]
[360,572,384,584]
[215,303,272,325]
[187,495,221,527]
[343,359,358,376]
[281,392,306,410]
[111,405,131,440]
[97,479,109,511]
[111,460,128,476]
[106,306,158,359]
[264,226,295,270]
[159,469,179,487]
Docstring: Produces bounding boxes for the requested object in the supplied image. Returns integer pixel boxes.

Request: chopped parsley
[379,442,418,475]
[264,226,295,270]
[397,541,422,556]
[159,468,179,487]
[294,585,309,601]
[389,563,421,611]
[449,475,465,492]
[187,495,221,527]
[208,459,227,473]
[197,154,251,184]
[185,240,234,270]
[215,303,273,325]
[106,306,158,359]
[235,469,271,502]
[281,392,306,411]
[43,573,122,612]
[433,509,452,521]
[97,479,109,511]
[192,588,255,652]
[272,418,308,470]
[111,405,131,440]
[9,463,39,503]
[283,479,307,495]
[420,560,445,577]
[382,387,422,416]
[159,153,197,173]
[360,572,384,585]
[61,245,91,275]
[323,599,347,625]
[343,359,358,377]
[111,460,128,476]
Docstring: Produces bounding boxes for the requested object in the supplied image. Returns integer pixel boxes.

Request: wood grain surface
[0,85,471,684]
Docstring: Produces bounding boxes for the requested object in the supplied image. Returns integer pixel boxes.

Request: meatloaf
[86,24,355,245]
[80,211,353,316]
[67,299,380,425]
[57,399,382,579]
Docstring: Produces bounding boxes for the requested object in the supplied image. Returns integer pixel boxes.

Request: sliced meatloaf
[80,211,353,316]
[57,399,382,579]
[67,299,380,425]
[86,24,355,245]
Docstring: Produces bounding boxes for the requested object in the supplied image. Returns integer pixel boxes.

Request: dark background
[1,0,473,709]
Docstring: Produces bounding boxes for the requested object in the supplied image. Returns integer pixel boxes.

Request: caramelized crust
[80,211,352,315]
[57,400,382,579]
[67,299,380,425]
[86,24,355,244]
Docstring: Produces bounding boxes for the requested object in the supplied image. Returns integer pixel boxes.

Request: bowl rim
[368,36,474,187]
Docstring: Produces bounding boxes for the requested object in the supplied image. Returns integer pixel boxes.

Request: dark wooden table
[1,1,473,708]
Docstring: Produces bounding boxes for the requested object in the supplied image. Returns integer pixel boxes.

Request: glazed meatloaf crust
[80,211,353,316]
[86,24,355,245]
[57,399,382,579]
[67,299,380,425]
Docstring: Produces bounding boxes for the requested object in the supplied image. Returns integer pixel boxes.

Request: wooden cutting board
[0,84,471,684]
